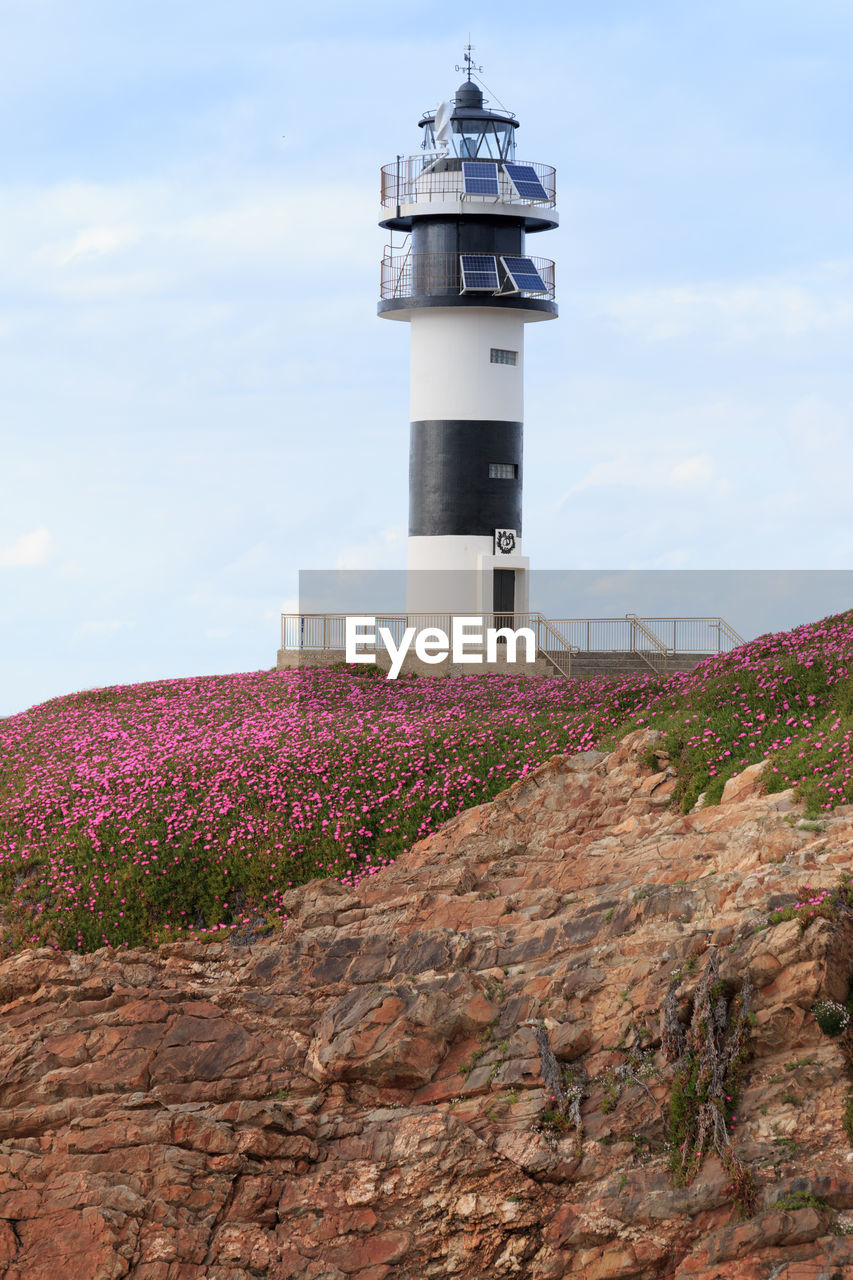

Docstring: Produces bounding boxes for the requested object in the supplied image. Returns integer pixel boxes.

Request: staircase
[569,650,713,679]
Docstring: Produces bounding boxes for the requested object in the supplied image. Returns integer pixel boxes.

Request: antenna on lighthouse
[455,40,482,82]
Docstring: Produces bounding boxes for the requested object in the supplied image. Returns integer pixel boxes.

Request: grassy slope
[1,609,852,955]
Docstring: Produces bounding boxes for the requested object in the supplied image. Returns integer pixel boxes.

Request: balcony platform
[379,156,558,233]
[277,614,743,680]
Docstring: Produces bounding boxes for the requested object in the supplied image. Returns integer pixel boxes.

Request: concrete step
[567,651,714,678]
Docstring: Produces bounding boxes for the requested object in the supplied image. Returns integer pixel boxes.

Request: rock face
[3,731,853,1278]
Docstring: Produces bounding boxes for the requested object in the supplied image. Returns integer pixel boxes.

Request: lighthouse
[378,53,558,620]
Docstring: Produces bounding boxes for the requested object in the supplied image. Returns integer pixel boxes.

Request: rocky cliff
[3,730,853,1279]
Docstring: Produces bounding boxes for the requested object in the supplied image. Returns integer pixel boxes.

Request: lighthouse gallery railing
[380,251,556,301]
[380,157,557,209]
[280,613,574,676]
[280,614,744,666]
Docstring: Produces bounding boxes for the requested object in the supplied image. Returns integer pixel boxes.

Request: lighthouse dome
[454,80,483,109]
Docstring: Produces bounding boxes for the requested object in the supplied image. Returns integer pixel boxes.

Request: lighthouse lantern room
[378,51,558,619]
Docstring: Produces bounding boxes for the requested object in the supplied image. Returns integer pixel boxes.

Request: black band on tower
[409,420,522,537]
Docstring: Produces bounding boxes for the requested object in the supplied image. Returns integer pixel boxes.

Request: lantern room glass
[422,118,516,160]
[452,118,515,160]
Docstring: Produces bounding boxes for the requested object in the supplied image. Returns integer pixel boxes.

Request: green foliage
[774,1191,829,1213]
[725,1156,759,1220]
[600,1069,621,1114]
[326,660,385,679]
[459,1046,488,1079]
[540,1107,573,1134]
[9,609,853,956]
[667,962,754,1221]
[607,627,853,814]
[813,1000,851,1037]
[767,880,853,935]
[773,1134,799,1157]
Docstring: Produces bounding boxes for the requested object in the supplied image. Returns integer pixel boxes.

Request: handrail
[626,613,668,676]
[280,614,744,663]
[380,250,556,302]
[380,157,557,209]
[545,617,742,654]
[712,617,745,649]
[533,615,574,677]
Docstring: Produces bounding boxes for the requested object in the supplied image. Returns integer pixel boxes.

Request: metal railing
[626,613,668,675]
[279,613,745,677]
[534,616,575,677]
[545,616,744,655]
[280,612,574,674]
[380,250,556,302]
[380,156,557,210]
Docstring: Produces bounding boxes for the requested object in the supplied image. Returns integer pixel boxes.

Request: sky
[2,0,852,715]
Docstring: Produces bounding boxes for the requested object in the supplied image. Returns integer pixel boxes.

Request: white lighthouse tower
[378,52,558,619]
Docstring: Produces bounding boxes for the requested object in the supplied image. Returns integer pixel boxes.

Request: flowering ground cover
[2,608,853,956]
[610,608,853,813]
[0,667,650,952]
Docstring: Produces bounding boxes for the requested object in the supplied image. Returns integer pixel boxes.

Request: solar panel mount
[462,161,500,197]
[504,163,549,202]
[460,253,499,292]
[500,255,548,294]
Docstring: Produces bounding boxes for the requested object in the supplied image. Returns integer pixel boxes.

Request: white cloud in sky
[669,454,715,488]
[603,266,853,342]
[6,178,376,299]
[59,224,139,264]
[566,452,721,497]
[75,618,134,637]
[0,527,52,568]
[264,595,299,621]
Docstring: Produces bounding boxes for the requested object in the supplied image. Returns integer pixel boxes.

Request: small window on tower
[489,463,518,480]
[490,348,518,366]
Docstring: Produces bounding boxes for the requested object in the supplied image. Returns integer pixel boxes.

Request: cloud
[75,618,134,637]
[669,454,714,488]
[566,452,719,497]
[0,527,52,567]
[264,595,299,620]
[602,265,853,342]
[5,177,377,303]
[59,224,140,264]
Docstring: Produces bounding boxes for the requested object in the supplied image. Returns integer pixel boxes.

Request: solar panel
[500,255,548,294]
[462,161,500,196]
[460,254,499,292]
[504,163,549,201]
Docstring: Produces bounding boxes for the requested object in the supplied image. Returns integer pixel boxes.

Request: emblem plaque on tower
[494,529,517,556]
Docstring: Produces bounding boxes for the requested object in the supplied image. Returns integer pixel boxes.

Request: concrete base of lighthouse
[406,535,529,616]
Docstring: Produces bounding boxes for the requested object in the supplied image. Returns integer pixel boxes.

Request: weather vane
[455,40,482,82]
